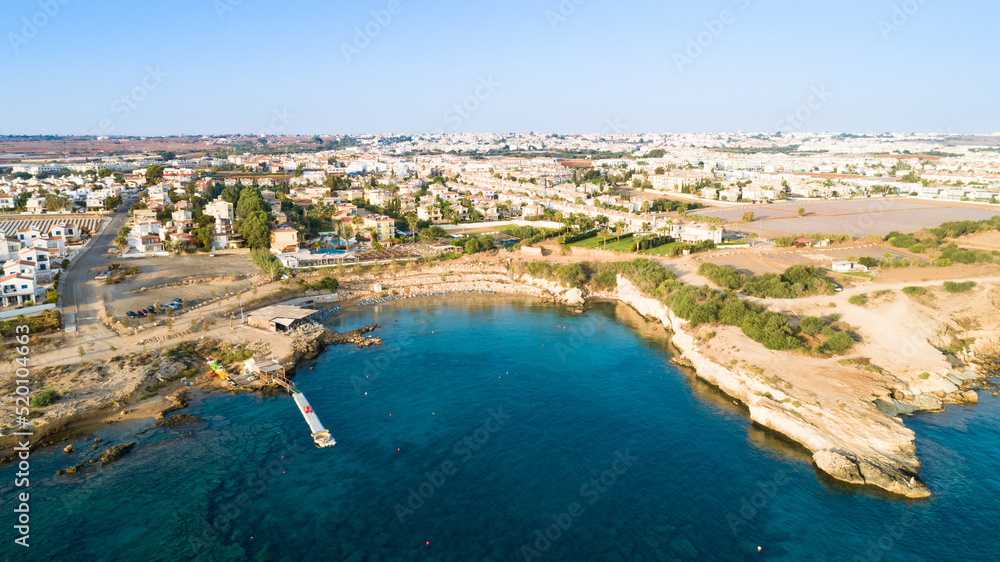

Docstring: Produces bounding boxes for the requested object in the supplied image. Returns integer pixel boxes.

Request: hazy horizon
[2,0,998,136]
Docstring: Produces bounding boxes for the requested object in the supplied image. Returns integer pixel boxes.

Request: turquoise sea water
[2,299,999,561]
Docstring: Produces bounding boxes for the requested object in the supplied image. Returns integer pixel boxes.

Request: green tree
[742,211,755,223]
[44,193,71,212]
[236,188,265,219]
[192,225,213,249]
[220,186,240,204]
[240,212,271,249]
[145,165,165,185]
[614,221,627,242]
[797,207,806,217]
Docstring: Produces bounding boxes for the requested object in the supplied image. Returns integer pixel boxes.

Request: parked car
[95,272,109,280]
[166,302,180,310]
[126,311,138,318]
[833,284,843,292]
[137,309,148,317]
[172,298,183,305]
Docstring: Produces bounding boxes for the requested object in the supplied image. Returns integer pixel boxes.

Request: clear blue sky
[2,0,997,135]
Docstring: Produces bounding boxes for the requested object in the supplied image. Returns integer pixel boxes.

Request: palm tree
[614,221,627,242]
[343,224,354,251]
[407,214,420,242]
[599,229,611,250]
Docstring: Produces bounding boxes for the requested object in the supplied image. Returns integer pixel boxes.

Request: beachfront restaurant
[247,305,318,332]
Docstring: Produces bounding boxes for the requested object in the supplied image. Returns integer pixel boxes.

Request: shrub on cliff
[699,263,833,298]
[30,387,59,408]
[943,281,976,293]
[820,329,855,354]
[554,264,588,288]
[799,316,824,336]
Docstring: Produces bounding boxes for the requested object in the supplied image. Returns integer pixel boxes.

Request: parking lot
[93,252,261,318]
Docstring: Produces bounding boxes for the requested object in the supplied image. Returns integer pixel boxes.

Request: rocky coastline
[323,263,993,498]
[6,259,993,500]
[608,274,999,499]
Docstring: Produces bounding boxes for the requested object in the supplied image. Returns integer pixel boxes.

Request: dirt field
[0,135,321,159]
[690,244,926,276]
[96,252,260,316]
[954,231,1000,251]
[703,198,1000,237]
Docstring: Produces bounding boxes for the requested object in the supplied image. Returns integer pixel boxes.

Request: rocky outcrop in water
[154,414,203,428]
[100,442,136,465]
[286,326,381,374]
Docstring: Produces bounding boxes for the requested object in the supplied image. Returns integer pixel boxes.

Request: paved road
[60,199,132,333]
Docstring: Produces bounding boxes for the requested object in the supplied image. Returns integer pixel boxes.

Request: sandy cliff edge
[613,274,932,498]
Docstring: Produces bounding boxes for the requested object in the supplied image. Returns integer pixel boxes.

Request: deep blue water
[2,299,999,561]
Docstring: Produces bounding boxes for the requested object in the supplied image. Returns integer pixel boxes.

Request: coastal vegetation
[943,281,976,293]
[872,217,1000,266]
[774,233,854,247]
[251,249,285,280]
[30,387,60,408]
[520,259,856,355]
[698,263,835,298]
[496,225,560,246]
[685,214,726,224]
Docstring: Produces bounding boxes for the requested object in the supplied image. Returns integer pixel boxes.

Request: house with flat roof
[247,305,318,332]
